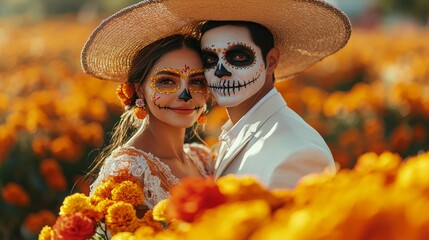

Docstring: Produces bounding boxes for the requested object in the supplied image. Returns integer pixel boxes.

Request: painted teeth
[208,73,260,96]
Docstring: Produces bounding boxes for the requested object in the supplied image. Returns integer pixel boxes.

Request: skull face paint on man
[201,25,267,107]
[142,48,208,128]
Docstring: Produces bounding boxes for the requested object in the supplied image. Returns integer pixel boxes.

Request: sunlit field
[1,16,428,239]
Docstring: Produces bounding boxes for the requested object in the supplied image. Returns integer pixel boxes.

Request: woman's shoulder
[110,145,150,158]
[185,143,215,175]
[186,143,213,158]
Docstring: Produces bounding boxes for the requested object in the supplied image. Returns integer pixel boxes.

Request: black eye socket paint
[225,45,256,67]
[201,49,218,69]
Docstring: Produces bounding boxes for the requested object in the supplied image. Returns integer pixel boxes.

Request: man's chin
[213,97,243,108]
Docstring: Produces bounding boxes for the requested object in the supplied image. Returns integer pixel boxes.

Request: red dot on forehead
[217,48,222,53]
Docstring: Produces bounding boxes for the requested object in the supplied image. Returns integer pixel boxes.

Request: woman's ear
[134,83,144,98]
[266,47,280,75]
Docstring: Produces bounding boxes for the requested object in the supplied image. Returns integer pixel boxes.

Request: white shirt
[218,88,278,153]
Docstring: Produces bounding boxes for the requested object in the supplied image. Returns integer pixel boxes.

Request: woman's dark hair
[87,34,204,181]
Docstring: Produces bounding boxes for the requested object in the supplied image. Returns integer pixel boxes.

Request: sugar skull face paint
[150,67,207,95]
[142,48,209,128]
[201,25,267,107]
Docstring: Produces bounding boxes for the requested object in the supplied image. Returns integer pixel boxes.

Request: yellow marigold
[217,175,284,209]
[95,199,115,216]
[355,151,402,175]
[134,226,156,238]
[111,181,144,206]
[60,193,101,221]
[153,199,169,222]
[111,232,135,240]
[106,202,138,235]
[139,210,163,233]
[92,178,116,200]
[184,200,270,240]
[396,151,429,190]
[38,225,53,240]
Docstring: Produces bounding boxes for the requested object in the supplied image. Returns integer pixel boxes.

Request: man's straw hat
[81,0,352,82]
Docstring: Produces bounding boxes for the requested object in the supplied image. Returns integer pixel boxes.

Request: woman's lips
[169,107,196,115]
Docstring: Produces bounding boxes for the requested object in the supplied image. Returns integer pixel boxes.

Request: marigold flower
[76,122,104,147]
[111,232,135,240]
[32,135,51,157]
[184,200,270,240]
[1,182,30,206]
[139,210,163,233]
[153,199,169,222]
[60,193,101,221]
[106,202,139,235]
[50,135,83,162]
[355,152,402,177]
[396,151,429,190]
[52,212,95,240]
[40,158,67,191]
[38,225,53,240]
[24,210,56,234]
[95,199,115,216]
[0,125,16,161]
[217,175,284,209]
[91,178,116,201]
[111,180,144,206]
[166,176,227,222]
[86,99,108,123]
[121,82,134,99]
[133,226,156,238]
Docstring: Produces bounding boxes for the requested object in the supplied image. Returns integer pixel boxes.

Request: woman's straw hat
[81,0,352,82]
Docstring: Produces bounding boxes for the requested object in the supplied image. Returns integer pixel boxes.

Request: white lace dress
[90,143,213,209]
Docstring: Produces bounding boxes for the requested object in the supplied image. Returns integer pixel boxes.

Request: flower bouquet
[40,151,429,240]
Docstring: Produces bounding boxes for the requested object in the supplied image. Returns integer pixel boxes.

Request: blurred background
[0,0,428,239]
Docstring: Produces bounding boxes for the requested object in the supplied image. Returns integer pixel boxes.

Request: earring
[134,98,147,120]
[197,112,207,125]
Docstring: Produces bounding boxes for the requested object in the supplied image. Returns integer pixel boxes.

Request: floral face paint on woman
[142,48,208,128]
[201,25,267,107]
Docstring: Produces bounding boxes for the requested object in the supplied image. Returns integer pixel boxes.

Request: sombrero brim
[81,0,351,82]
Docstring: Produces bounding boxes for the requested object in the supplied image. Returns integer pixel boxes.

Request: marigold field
[0,16,428,239]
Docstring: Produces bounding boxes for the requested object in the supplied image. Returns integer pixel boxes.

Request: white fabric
[219,88,277,147]
[90,143,212,209]
[214,91,335,189]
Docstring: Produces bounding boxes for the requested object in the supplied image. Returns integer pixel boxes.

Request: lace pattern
[90,143,213,209]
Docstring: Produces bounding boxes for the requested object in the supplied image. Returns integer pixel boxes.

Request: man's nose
[214,63,232,78]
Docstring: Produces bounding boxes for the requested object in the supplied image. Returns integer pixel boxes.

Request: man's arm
[268,148,335,189]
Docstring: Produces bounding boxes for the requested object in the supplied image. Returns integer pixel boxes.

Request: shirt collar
[219,88,278,142]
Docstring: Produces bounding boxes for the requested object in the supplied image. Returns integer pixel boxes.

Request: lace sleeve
[89,150,146,196]
[187,143,215,175]
[90,146,174,209]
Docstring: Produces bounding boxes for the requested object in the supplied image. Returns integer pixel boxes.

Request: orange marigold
[166,176,227,222]
[24,210,56,234]
[111,180,144,206]
[139,210,163,233]
[217,175,285,209]
[1,182,30,206]
[105,202,139,235]
[52,212,95,240]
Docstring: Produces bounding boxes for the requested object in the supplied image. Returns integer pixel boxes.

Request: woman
[84,33,213,211]
[91,34,212,210]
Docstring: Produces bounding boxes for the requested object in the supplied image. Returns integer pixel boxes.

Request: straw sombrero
[81,0,351,82]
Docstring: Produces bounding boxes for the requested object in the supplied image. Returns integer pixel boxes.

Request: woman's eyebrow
[155,70,180,77]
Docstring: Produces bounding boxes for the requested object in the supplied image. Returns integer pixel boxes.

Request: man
[195,2,351,189]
